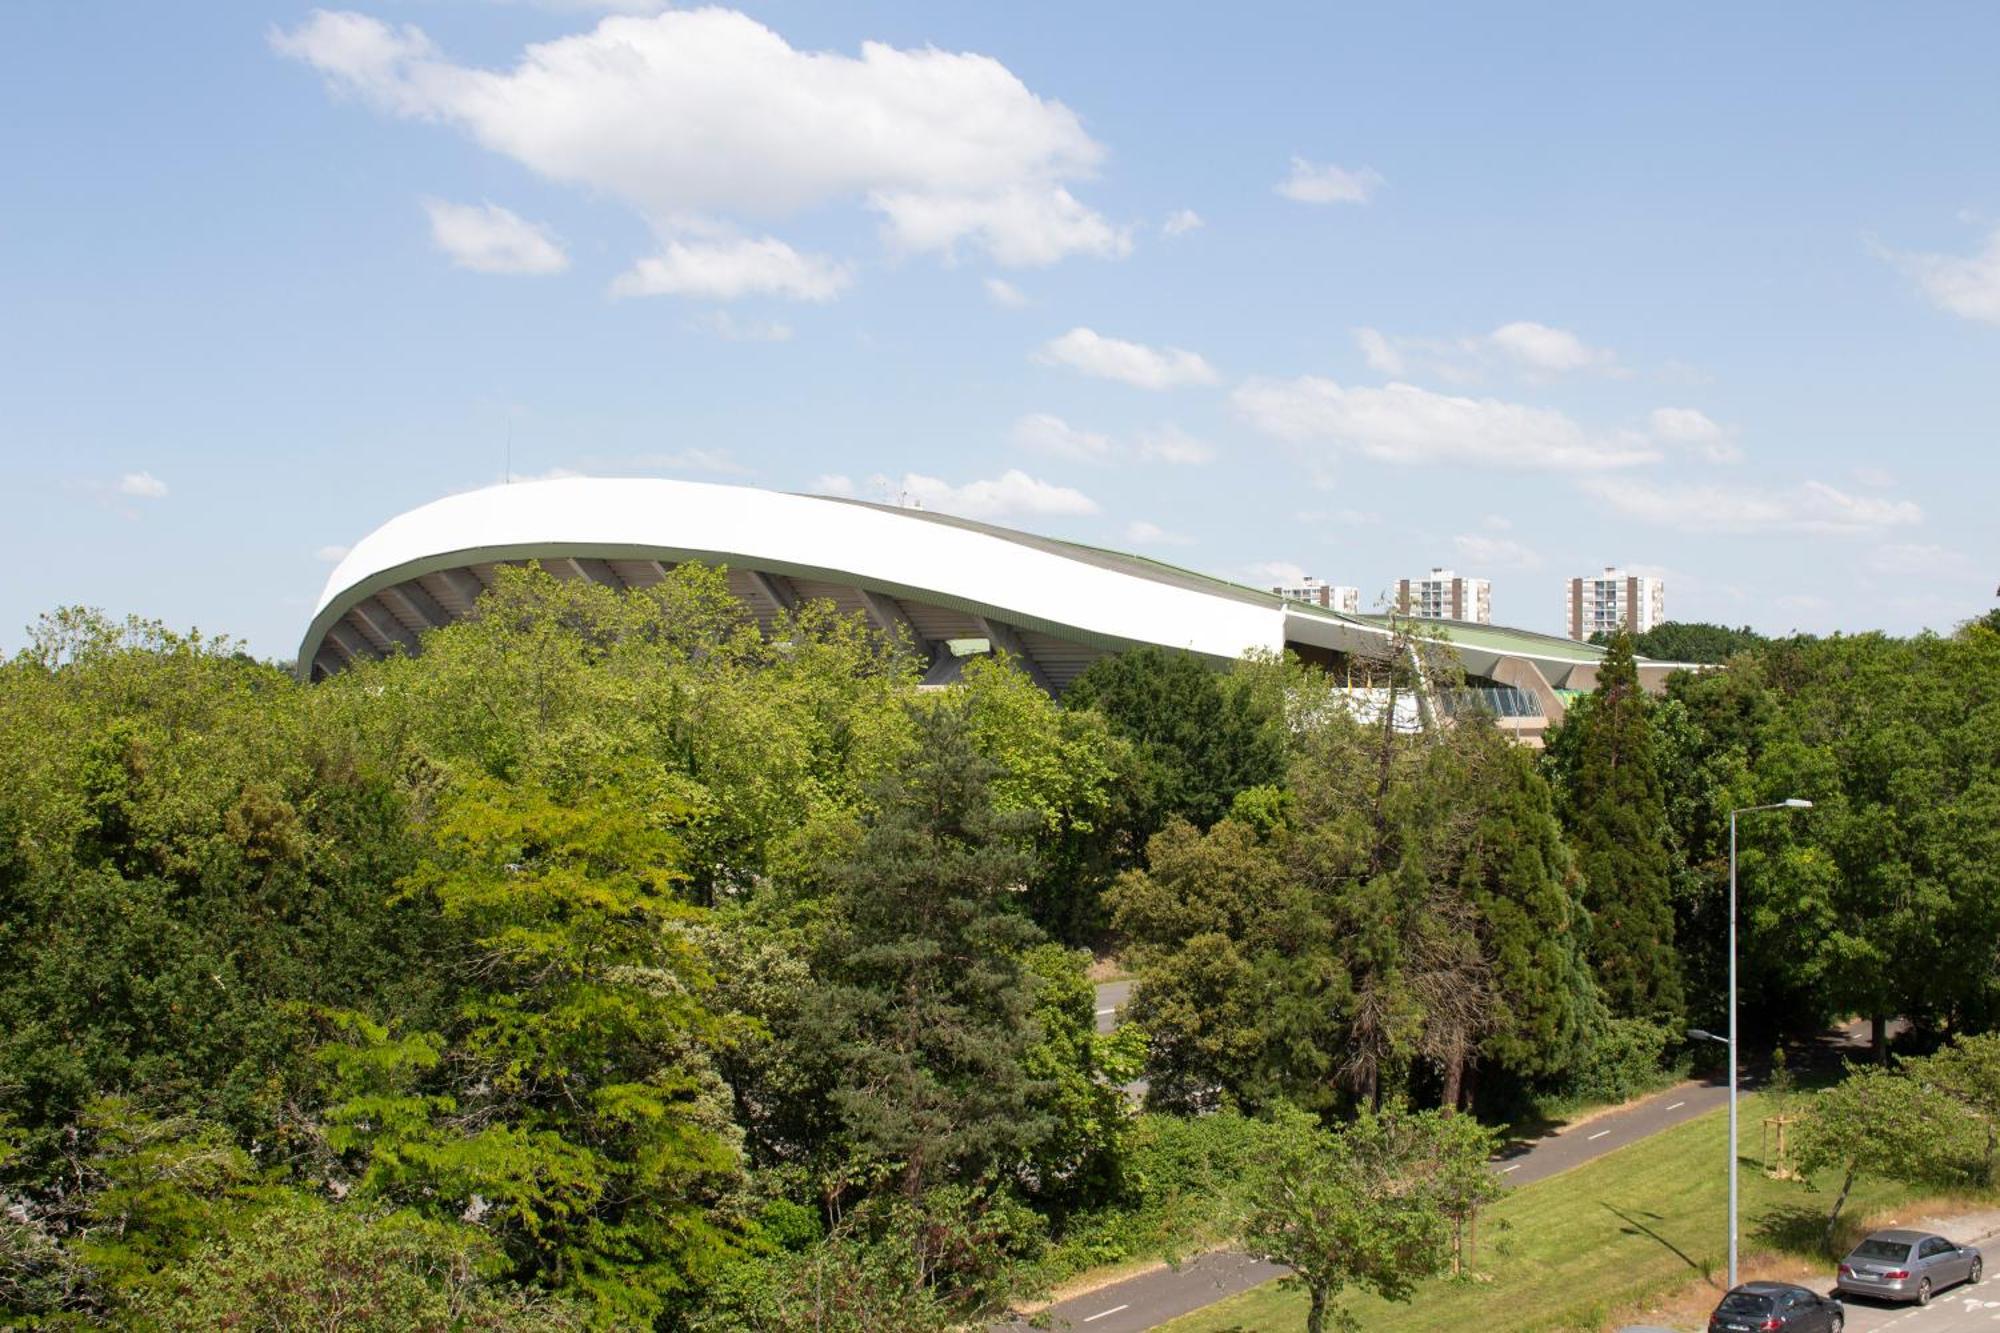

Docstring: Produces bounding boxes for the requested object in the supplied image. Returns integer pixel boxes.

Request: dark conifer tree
[1561,632,1684,1024]
[819,696,1050,1202]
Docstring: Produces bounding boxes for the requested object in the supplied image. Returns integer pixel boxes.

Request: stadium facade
[301,478,1687,745]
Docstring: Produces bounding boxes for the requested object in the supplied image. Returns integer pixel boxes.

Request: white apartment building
[1566,567,1665,640]
[1272,577,1360,613]
[1396,568,1492,624]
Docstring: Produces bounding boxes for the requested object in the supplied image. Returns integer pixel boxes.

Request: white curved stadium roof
[301,477,1640,699]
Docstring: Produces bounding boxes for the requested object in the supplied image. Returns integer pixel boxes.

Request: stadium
[300,477,1685,745]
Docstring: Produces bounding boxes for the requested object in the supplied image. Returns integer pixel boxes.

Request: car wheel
[1828,1312,1843,1333]
[1974,1256,1985,1284]
[1917,1276,1932,1305]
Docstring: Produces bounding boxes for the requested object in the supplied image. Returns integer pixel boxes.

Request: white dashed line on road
[1082,1305,1129,1323]
[1667,1101,1686,1110]
[1094,1008,1116,1017]
[1500,1164,1522,1174]
[1588,1130,1611,1141]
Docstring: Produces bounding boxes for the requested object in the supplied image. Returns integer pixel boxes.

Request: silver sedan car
[1835,1228,1984,1305]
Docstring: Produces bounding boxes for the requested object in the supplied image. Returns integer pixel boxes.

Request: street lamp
[1707,799,1813,1290]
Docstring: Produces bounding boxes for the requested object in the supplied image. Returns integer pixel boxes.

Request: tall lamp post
[1691,798,1813,1291]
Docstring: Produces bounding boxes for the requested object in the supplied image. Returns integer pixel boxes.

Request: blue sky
[4,1,1997,659]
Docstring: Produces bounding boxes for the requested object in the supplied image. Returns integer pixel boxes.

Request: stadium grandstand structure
[300,477,1690,745]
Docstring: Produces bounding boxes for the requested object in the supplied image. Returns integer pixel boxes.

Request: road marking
[1094,1008,1117,1017]
[1500,1163,1522,1174]
[1666,1101,1686,1110]
[1083,1305,1129,1323]
[1588,1130,1610,1141]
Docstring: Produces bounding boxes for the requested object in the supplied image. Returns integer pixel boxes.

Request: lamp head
[1782,798,1813,809]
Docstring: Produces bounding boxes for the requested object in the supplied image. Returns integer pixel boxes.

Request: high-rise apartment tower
[1272,577,1361,613]
[1396,568,1491,624]
[1566,566,1665,640]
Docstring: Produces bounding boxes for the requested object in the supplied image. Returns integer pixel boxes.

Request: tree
[1791,1064,1970,1253]
[1063,648,1286,845]
[816,696,1051,1205]
[1908,1033,2000,1184]
[1590,621,1767,665]
[1243,1107,1481,1333]
[1555,631,1684,1025]
[955,655,1125,943]
[139,1201,585,1332]
[1108,816,1347,1114]
[1422,725,1594,1104]
[318,772,741,1326]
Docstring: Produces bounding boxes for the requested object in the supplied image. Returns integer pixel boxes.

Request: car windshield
[1853,1239,1914,1261]
[1719,1292,1773,1314]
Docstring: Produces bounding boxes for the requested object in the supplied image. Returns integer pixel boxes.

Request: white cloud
[1251,560,1310,585]
[1162,208,1204,236]
[1012,412,1113,462]
[876,469,1098,520]
[1453,532,1543,569]
[316,544,352,562]
[421,198,568,274]
[875,184,1130,266]
[1276,157,1383,205]
[1851,464,1897,490]
[1646,406,1741,463]
[1354,322,1620,383]
[1232,377,1658,470]
[1035,327,1218,390]
[1578,477,1924,536]
[814,473,857,497]
[118,471,168,499]
[1355,327,1406,376]
[612,237,850,302]
[692,310,795,342]
[984,277,1028,308]
[1124,519,1192,546]
[1887,227,2000,324]
[1012,415,1213,466]
[275,8,1127,295]
[1130,423,1216,465]
[1869,542,1971,576]
[1487,321,1616,376]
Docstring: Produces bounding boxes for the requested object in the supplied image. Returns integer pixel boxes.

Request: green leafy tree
[1109,816,1346,1114]
[139,1201,585,1331]
[1589,621,1767,664]
[318,773,741,1326]
[1908,1033,2000,1184]
[1063,648,1286,843]
[1243,1106,1478,1333]
[1791,1064,1971,1253]
[956,655,1125,943]
[1555,631,1684,1025]
[817,696,1051,1205]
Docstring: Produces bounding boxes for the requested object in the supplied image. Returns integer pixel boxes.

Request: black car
[1708,1280,1843,1332]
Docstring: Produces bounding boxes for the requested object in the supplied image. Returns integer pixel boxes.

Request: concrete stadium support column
[381,581,449,631]
[857,588,935,667]
[746,570,797,615]
[976,616,1055,694]
[349,599,419,655]
[1488,655,1566,727]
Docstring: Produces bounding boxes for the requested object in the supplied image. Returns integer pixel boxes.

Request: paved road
[1835,1272,2000,1333]
[1496,1072,1736,1186]
[1095,979,1132,1034]
[998,1068,1742,1333]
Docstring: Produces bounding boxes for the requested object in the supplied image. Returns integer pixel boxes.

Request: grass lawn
[1161,1092,1991,1333]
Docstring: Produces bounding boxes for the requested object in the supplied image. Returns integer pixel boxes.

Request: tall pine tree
[1560,632,1684,1024]
[819,696,1050,1203]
